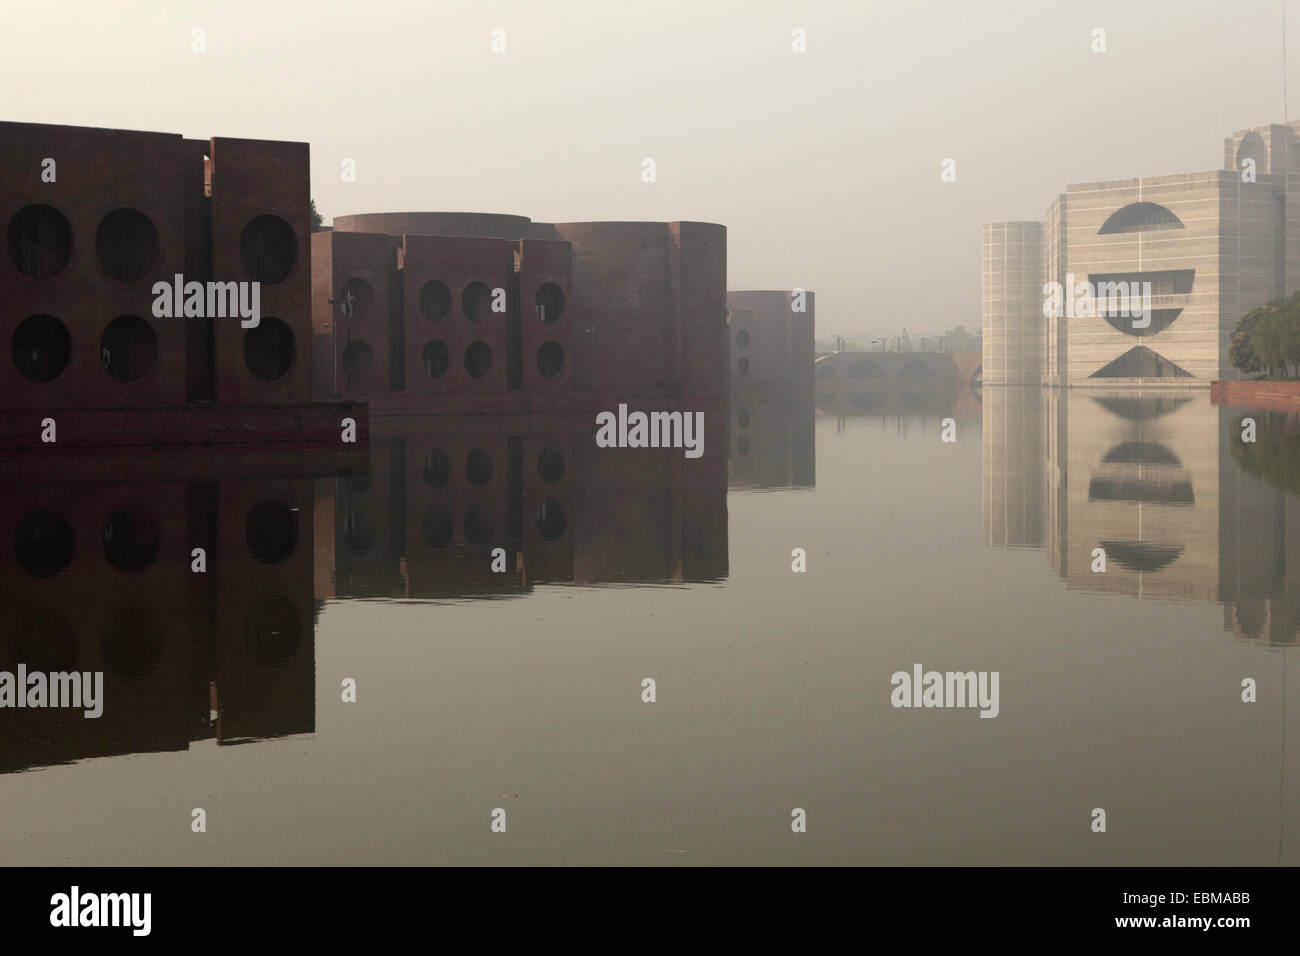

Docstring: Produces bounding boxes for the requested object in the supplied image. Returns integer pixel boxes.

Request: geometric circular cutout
[7,204,72,279]
[97,208,158,282]
[102,506,159,571]
[239,214,297,284]
[14,509,74,577]
[537,341,564,378]
[419,280,451,321]
[465,341,492,378]
[463,281,492,322]
[246,498,298,564]
[13,314,70,383]
[101,315,157,383]
[244,316,296,381]
[535,283,564,323]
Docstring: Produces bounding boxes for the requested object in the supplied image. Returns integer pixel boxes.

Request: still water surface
[1,387,1295,864]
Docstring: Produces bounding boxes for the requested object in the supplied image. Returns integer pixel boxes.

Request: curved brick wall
[333,212,531,240]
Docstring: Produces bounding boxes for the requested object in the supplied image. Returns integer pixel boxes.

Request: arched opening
[1236,131,1267,175]
[465,341,492,378]
[422,340,450,378]
[899,359,936,378]
[342,340,372,381]
[101,315,157,383]
[246,498,298,563]
[848,359,886,378]
[537,341,564,378]
[13,314,70,383]
[239,215,297,283]
[465,449,494,486]
[7,204,71,278]
[421,507,454,548]
[103,506,159,570]
[535,283,565,322]
[736,357,750,375]
[736,329,750,349]
[419,280,451,320]
[14,509,74,577]
[1097,202,1184,234]
[462,281,492,322]
[96,208,158,281]
[244,317,296,381]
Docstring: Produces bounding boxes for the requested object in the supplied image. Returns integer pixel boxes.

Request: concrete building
[983,121,1300,387]
[313,213,728,409]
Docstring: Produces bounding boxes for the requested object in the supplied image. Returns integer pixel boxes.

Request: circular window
[736,329,750,349]
[97,208,158,281]
[7,204,72,279]
[465,341,492,378]
[737,357,750,375]
[14,509,74,577]
[419,280,451,320]
[422,340,450,378]
[101,607,164,678]
[422,449,451,488]
[462,281,492,322]
[464,506,494,544]
[13,314,70,383]
[246,498,298,563]
[465,449,494,486]
[244,316,296,381]
[101,315,157,383]
[11,613,76,672]
[538,447,564,483]
[537,499,566,541]
[239,214,297,283]
[103,507,159,570]
[421,506,453,548]
[535,283,565,322]
[342,340,372,381]
[340,277,373,320]
[244,596,301,663]
[537,341,564,378]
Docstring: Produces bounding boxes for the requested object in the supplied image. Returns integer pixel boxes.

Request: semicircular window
[847,360,886,378]
[1101,308,1182,336]
[898,359,936,378]
[1102,441,1181,466]
[1098,202,1184,234]
[1099,541,1185,573]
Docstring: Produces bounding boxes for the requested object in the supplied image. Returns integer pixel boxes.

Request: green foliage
[1231,294,1300,377]
[310,199,324,229]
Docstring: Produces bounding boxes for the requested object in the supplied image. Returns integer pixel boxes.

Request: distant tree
[1229,306,1266,376]
[1251,310,1287,376]
[310,199,324,230]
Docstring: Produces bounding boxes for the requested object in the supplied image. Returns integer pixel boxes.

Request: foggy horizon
[6,0,1295,339]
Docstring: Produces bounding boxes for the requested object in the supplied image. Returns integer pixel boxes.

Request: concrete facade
[984,121,1300,387]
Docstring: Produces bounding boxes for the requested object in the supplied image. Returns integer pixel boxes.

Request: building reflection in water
[3,400,818,773]
[981,388,1299,645]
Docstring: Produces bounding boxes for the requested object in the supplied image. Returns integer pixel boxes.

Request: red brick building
[313,212,728,408]
[1,121,313,411]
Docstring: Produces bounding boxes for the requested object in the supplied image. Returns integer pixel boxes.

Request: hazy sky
[2,0,1293,336]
